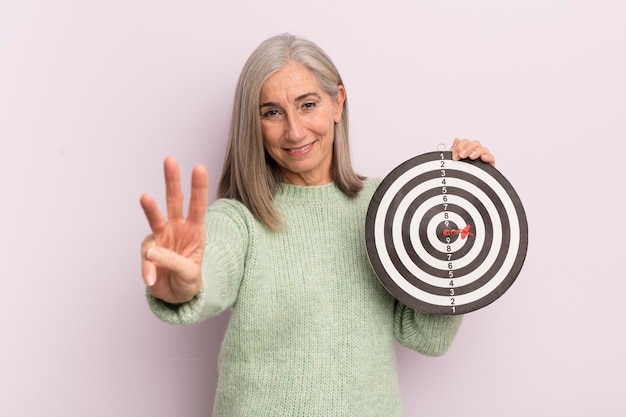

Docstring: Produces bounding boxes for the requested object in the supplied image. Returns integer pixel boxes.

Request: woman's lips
[286,141,314,156]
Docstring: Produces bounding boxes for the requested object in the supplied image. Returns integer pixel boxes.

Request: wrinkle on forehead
[260,62,325,105]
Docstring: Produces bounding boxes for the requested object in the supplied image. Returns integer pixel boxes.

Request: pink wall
[2,1,625,416]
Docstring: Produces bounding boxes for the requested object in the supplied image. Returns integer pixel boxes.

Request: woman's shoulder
[207,198,257,229]
[360,177,382,198]
[363,177,382,188]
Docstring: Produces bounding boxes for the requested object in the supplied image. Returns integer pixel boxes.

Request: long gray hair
[217,33,363,230]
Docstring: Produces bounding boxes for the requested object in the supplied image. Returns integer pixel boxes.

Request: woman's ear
[334,85,346,123]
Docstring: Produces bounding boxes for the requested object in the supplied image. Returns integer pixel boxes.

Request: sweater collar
[275,182,345,203]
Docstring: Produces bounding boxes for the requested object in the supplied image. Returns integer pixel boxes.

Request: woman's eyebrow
[259,102,276,109]
[295,92,322,101]
[259,92,322,108]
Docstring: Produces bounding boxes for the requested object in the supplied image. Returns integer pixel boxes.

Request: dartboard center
[436,221,459,244]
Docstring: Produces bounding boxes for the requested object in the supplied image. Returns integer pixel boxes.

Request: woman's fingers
[187,163,209,226]
[141,235,203,306]
[451,138,476,160]
[145,245,202,302]
[141,234,158,286]
[140,157,206,301]
[142,158,209,229]
[477,147,495,165]
[164,157,184,221]
[140,193,167,234]
[451,138,496,166]
[145,246,192,276]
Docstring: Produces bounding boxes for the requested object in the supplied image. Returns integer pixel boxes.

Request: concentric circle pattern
[366,151,528,314]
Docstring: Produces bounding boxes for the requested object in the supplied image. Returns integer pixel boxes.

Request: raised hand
[450,138,496,166]
[140,157,209,304]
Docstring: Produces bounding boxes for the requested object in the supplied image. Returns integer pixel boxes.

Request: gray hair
[217,33,363,230]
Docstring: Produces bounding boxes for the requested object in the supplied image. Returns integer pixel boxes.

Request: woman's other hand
[450,138,496,166]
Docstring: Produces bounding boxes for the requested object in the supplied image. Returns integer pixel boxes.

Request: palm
[140,157,209,304]
[149,218,205,302]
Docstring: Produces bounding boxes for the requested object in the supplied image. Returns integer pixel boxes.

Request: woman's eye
[302,102,316,110]
[262,109,280,118]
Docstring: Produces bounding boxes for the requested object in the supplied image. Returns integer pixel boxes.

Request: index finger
[140,193,167,234]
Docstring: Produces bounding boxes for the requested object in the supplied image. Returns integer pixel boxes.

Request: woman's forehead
[260,62,323,102]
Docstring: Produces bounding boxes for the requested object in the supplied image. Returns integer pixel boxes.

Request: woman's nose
[285,112,306,141]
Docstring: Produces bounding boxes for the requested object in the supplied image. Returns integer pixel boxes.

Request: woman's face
[259,62,345,186]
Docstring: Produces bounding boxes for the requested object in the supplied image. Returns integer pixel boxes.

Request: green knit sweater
[148,178,462,416]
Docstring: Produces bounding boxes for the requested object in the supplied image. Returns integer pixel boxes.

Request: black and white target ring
[366,151,528,315]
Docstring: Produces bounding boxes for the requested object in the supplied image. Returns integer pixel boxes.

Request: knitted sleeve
[146,199,250,324]
[393,302,463,356]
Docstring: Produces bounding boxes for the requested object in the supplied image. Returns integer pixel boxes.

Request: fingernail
[470,151,478,158]
[146,273,156,287]
[452,152,459,161]
[460,150,468,158]
[147,247,161,261]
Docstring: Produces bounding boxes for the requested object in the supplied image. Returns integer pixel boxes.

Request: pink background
[2,1,624,416]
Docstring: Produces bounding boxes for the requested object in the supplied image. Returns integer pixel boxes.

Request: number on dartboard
[450,279,457,312]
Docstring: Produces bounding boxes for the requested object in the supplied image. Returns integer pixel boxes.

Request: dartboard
[365,151,528,315]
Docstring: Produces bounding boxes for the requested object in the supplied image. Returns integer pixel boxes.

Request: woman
[140,33,495,416]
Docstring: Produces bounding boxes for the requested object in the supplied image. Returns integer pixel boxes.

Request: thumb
[146,247,199,282]
[451,138,461,160]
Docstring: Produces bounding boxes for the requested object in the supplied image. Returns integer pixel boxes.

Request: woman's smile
[285,141,315,156]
